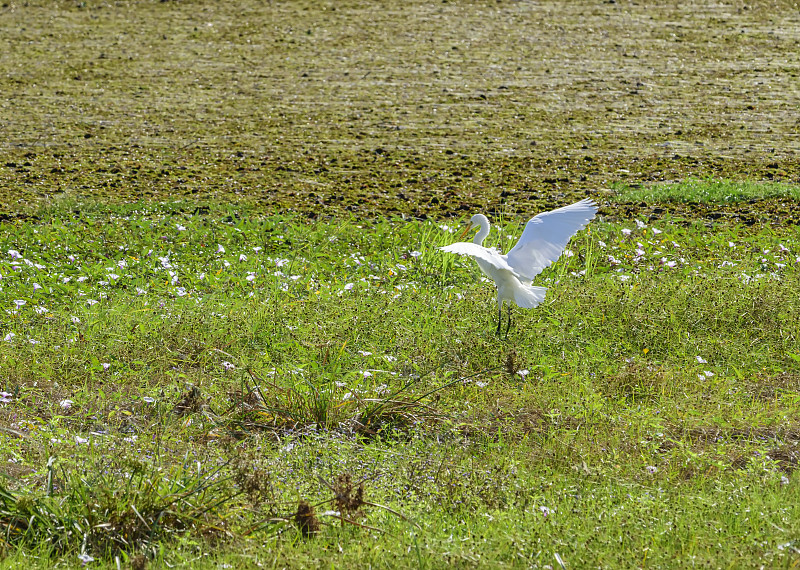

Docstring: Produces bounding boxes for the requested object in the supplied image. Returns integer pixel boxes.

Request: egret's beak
[457,222,474,241]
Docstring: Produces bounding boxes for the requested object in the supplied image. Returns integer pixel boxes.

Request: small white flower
[598,240,607,248]
[87,299,98,306]
[136,287,146,296]
[396,264,408,271]
[4,333,15,342]
[696,356,707,364]
[176,224,186,231]
[32,283,42,291]
[108,273,119,280]
[75,436,89,444]
[246,273,256,282]
[217,244,225,254]
[175,287,187,296]
[60,399,73,409]
[101,362,110,370]
[704,370,714,377]
[362,371,372,378]
[142,396,156,403]
[539,506,554,516]
[652,228,662,235]
[358,350,372,356]
[77,276,88,282]
[8,250,22,259]
[253,246,263,252]
[344,283,354,291]
[517,369,530,377]
[384,355,397,362]
[239,254,247,262]
[13,300,26,308]
[409,251,422,258]
[77,553,94,564]
[635,219,647,229]
[645,465,658,474]
[621,228,632,236]
[222,361,236,371]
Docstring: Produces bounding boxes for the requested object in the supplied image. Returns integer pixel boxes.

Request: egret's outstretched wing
[439,242,516,273]
[505,198,597,281]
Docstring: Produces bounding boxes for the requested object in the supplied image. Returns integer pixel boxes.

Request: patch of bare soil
[1,0,799,221]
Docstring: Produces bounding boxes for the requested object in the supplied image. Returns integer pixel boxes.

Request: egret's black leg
[504,306,512,339]
[496,304,503,336]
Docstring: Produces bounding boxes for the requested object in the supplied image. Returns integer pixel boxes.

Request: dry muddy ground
[1,0,799,223]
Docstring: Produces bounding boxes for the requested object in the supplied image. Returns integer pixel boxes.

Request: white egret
[440,198,597,336]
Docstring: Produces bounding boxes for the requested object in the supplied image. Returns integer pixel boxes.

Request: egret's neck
[472,216,490,245]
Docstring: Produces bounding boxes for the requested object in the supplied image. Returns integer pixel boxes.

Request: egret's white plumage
[440,198,598,335]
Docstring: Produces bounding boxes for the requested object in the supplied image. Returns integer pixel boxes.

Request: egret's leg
[496,300,503,336]
[504,306,512,339]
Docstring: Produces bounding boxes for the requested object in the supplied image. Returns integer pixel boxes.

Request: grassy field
[1,194,799,568]
[2,0,800,567]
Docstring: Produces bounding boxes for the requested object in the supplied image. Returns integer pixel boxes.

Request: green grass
[1,198,799,567]
[614,177,800,204]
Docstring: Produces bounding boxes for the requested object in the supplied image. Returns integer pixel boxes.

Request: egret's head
[458,214,488,239]
[469,214,486,228]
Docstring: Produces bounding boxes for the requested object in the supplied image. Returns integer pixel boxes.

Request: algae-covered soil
[1,0,800,222]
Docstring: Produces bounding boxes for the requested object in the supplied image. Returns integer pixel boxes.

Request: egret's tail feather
[513,284,547,309]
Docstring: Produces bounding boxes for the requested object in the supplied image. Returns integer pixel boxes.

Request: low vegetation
[1,185,799,567]
[614,177,800,204]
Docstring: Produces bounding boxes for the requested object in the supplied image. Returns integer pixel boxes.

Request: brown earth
[1,0,799,222]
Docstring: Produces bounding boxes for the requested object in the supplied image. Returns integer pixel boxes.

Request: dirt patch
[1,1,799,220]
[747,371,800,402]
[461,404,586,441]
